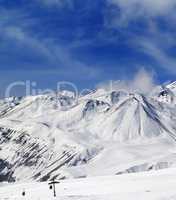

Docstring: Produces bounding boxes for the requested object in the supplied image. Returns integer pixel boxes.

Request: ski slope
[1,168,176,200]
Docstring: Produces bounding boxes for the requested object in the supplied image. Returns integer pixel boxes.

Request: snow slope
[0,82,176,181]
[1,168,176,200]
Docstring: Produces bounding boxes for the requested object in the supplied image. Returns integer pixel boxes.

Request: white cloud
[97,68,156,95]
[106,0,176,25]
[132,68,156,94]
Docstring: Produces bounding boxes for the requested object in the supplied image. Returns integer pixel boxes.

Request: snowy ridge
[166,81,176,91]
[0,82,176,181]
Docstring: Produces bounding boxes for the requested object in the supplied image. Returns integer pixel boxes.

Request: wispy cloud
[0,7,101,80]
[35,0,74,8]
[135,37,176,74]
[106,0,176,25]
[104,0,176,75]
[97,68,156,94]
[0,0,175,93]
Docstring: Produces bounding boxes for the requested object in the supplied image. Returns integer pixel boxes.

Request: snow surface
[1,168,176,199]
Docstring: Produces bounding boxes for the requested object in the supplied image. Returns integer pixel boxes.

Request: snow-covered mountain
[0,81,176,182]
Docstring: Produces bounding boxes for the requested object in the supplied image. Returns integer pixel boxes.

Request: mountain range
[0,81,176,182]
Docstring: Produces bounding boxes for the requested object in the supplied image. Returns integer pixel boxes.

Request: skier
[22,190,25,196]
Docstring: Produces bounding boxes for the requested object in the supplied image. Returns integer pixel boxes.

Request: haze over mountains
[0,78,176,182]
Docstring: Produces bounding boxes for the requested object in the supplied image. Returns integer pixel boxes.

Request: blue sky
[0,0,176,96]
